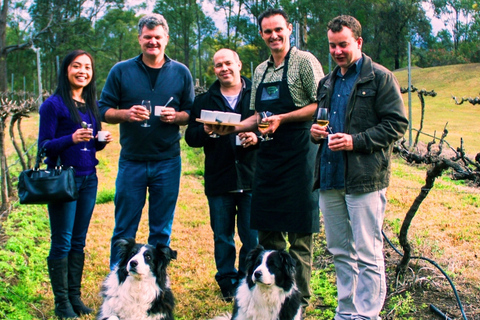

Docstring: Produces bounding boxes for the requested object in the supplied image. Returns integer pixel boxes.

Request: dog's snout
[129,260,138,268]
[254,270,262,279]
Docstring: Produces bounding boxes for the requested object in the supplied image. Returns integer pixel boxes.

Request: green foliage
[93,8,140,91]
[391,166,425,184]
[415,48,470,68]
[155,0,216,72]
[96,188,115,204]
[309,265,337,318]
[462,194,479,207]
[180,140,205,176]
[6,0,480,96]
[384,291,427,319]
[0,205,50,319]
[386,217,403,235]
[5,32,37,93]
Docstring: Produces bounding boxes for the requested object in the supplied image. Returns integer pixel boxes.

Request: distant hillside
[393,63,480,155]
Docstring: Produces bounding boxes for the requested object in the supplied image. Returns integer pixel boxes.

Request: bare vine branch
[393,125,480,277]
[452,94,480,105]
[400,86,437,147]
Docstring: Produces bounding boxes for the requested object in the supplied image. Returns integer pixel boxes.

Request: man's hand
[238,132,258,148]
[159,107,177,124]
[258,114,282,135]
[310,123,329,141]
[211,124,236,135]
[328,133,354,151]
[128,105,150,122]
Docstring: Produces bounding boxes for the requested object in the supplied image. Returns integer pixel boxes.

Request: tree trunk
[17,117,33,168]
[9,114,26,170]
[396,161,449,276]
[0,119,8,210]
[0,0,10,92]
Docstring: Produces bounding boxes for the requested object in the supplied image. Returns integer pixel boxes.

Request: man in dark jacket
[185,48,258,301]
[311,16,408,320]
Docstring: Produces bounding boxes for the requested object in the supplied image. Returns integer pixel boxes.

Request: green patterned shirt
[250,46,324,110]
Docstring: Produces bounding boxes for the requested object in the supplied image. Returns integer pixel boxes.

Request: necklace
[73,100,86,108]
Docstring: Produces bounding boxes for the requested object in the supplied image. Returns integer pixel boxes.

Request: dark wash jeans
[110,156,181,269]
[48,173,98,260]
[207,191,258,285]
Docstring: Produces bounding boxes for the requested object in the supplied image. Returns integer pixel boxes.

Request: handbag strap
[35,141,62,170]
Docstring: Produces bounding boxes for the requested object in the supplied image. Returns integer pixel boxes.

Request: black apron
[251,51,319,233]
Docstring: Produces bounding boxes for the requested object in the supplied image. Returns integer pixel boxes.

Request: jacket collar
[134,53,172,67]
[208,76,251,97]
[324,53,374,89]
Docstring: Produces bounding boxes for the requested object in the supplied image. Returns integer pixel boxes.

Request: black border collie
[97,238,177,320]
[214,245,302,320]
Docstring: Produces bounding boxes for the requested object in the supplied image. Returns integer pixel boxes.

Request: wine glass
[316,108,329,139]
[141,100,151,127]
[80,121,92,151]
[257,111,273,141]
[209,119,220,139]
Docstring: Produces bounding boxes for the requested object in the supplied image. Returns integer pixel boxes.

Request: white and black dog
[97,238,177,320]
[214,245,302,320]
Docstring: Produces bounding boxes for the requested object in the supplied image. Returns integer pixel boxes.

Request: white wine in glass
[141,100,151,127]
[316,108,329,139]
[257,111,273,141]
[80,121,92,151]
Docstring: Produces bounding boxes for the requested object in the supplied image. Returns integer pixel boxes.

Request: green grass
[180,139,205,176]
[310,265,337,318]
[383,291,427,319]
[96,188,115,204]
[461,194,479,207]
[394,64,480,155]
[0,205,50,319]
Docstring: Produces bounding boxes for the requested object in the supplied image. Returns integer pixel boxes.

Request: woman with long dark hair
[38,50,112,318]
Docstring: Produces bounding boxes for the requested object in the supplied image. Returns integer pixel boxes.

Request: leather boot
[47,258,78,319]
[68,252,93,315]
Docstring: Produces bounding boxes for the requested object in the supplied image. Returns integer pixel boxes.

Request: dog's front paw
[106,317,120,320]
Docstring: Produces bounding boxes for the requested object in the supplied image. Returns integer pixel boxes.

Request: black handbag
[17,146,79,204]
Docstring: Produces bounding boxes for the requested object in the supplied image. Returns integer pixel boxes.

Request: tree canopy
[2,0,480,94]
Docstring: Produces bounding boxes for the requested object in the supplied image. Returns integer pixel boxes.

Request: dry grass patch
[386,159,480,282]
[383,158,480,318]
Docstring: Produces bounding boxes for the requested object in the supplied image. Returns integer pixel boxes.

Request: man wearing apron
[213,8,324,307]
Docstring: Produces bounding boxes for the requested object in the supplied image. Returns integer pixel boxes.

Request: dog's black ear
[114,237,135,248]
[256,244,265,251]
[115,238,136,260]
[279,249,296,275]
[155,243,178,261]
[245,245,264,270]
